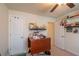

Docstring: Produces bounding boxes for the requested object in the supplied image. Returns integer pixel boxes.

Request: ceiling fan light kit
[50,3,75,12]
[66,3,75,8]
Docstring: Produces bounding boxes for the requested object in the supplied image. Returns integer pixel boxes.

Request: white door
[9,15,26,55]
[58,26,65,49]
[55,21,65,49]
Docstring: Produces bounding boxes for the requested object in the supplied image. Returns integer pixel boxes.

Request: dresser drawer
[28,38,51,55]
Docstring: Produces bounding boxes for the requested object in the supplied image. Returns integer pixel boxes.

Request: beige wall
[0,4,8,56]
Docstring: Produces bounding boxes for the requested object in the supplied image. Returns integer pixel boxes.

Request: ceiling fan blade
[66,3,75,8]
[50,4,58,12]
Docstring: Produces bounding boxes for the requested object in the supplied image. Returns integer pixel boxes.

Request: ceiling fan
[50,3,75,12]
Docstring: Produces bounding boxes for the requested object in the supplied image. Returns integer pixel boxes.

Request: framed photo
[66,26,72,32]
[29,23,37,29]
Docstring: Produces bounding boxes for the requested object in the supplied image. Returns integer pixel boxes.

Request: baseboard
[11,52,26,56]
[9,51,27,56]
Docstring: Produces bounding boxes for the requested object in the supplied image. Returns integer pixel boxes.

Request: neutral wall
[0,4,8,56]
[55,10,79,55]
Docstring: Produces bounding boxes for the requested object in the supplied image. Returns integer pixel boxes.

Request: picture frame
[66,26,72,32]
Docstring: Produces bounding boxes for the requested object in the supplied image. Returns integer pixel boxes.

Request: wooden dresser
[28,38,51,55]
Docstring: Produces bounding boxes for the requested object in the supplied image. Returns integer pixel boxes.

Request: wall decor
[29,23,46,30]
[73,28,78,33]
[66,26,72,32]
[60,15,79,33]
[29,23,37,29]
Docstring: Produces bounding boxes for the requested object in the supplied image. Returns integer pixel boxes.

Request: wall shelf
[65,25,79,28]
[29,28,46,30]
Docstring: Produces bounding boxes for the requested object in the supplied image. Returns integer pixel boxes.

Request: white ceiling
[6,3,79,18]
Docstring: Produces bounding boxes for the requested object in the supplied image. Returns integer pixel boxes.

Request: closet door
[55,20,65,49]
[9,15,26,55]
[57,26,64,49]
[64,33,79,55]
